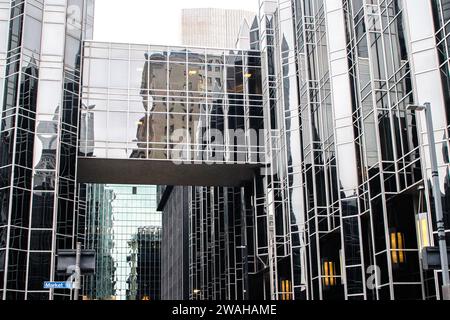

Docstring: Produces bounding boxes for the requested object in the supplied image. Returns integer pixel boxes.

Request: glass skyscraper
[0,0,449,301]
[0,0,94,300]
[161,0,450,300]
[83,184,161,300]
[280,0,449,300]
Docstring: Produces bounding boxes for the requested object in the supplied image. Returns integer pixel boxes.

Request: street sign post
[56,244,96,300]
[43,282,73,289]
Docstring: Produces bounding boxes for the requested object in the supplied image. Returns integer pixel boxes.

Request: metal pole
[423,103,450,300]
[74,242,81,301]
[240,187,249,300]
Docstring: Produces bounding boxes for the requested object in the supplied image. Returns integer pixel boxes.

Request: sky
[93,0,260,45]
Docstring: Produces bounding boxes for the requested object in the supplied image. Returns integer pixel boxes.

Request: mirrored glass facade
[247,0,449,300]
[80,42,264,165]
[0,0,94,300]
[0,0,449,301]
[161,0,450,301]
[83,184,161,301]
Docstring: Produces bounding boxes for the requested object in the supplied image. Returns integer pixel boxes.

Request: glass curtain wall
[341,0,423,300]
[189,185,255,300]
[83,184,161,301]
[266,0,431,300]
[283,0,447,300]
[0,0,94,300]
[80,42,264,165]
[161,186,189,300]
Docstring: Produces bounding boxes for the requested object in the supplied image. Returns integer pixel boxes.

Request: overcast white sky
[93,0,260,45]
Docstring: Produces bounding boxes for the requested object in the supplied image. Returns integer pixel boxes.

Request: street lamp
[407,102,450,300]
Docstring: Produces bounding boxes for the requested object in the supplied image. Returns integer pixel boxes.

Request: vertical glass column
[324,0,362,300]
[339,0,423,300]
[0,0,42,300]
[20,0,93,300]
[404,0,450,300]
[0,0,12,300]
[26,0,69,300]
[258,0,283,300]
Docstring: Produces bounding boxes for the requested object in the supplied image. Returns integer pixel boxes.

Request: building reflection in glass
[83,184,161,300]
[80,43,263,164]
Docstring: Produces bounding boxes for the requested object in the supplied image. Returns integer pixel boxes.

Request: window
[322,260,337,287]
[416,213,430,250]
[280,279,292,300]
[390,230,406,264]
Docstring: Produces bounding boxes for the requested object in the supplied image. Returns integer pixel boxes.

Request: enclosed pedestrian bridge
[77,41,265,186]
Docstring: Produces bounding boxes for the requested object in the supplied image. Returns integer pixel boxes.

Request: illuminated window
[390,229,406,265]
[280,279,292,300]
[322,260,337,287]
[416,213,430,250]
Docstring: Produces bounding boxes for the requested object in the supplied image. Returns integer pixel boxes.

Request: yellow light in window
[416,213,430,250]
[420,219,430,247]
[280,279,292,300]
[391,232,398,264]
[244,73,252,78]
[322,260,336,287]
[189,70,198,76]
[390,231,406,264]
[324,261,329,287]
[398,233,405,263]
[329,261,335,286]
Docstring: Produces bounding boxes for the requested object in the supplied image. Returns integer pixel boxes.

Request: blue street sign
[43,281,72,289]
